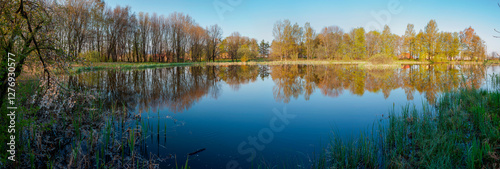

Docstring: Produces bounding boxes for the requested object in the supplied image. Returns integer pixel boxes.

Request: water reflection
[271,64,485,104]
[71,66,222,113]
[70,64,487,110]
[68,64,492,168]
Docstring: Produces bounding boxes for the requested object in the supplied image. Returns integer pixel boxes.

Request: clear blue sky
[105,0,500,54]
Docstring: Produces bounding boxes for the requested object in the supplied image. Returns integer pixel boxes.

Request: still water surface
[70,64,499,168]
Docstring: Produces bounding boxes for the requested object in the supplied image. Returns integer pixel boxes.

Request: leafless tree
[207,24,222,62]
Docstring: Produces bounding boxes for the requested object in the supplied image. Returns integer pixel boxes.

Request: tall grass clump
[368,54,394,65]
[492,73,500,89]
[78,50,105,62]
[320,87,500,168]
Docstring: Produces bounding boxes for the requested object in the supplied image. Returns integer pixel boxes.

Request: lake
[69,64,499,168]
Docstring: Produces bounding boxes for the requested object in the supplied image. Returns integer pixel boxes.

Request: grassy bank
[315,76,500,168]
[72,59,429,72]
[73,62,197,73]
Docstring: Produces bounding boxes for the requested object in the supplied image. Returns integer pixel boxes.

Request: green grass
[318,81,500,168]
[492,73,500,89]
[72,58,500,74]
[0,76,161,168]
[0,79,41,168]
[72,60,423,72]
[73,62,200,73]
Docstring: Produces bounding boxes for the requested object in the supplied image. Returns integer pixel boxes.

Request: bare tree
[226,32,241,62]
[169,12,194,62]
[188,25,206,62]
[138,12,150,62]
[207,24,222,62]
[150,13,161,62]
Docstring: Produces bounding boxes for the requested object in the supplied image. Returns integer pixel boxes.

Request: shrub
[240,55,249,62]
[79,51,103,62]
[237,46,258,62]
[368,53,394,64]
[418,52,428,61]
[291,52,299,60]
[433,53,447,62]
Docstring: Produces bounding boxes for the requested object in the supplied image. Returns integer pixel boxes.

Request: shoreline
[72,60,500,72]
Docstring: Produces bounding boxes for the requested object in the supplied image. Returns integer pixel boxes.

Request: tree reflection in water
[69,64,487,112]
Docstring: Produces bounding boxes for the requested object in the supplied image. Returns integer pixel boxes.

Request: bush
[79,51,103,62]
[237,46,258,62]
[240,55,249,62]
[433,53,447,62]
[368,53,394,64]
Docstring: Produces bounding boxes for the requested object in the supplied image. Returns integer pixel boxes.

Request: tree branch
[18,0,51,85]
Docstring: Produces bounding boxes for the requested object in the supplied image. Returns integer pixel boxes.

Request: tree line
[71,64,486,112]
[271,19,488,61]
[50,0,273,63]
[52,0,489,63]
[54,0,222,62]
[2,0,491,69]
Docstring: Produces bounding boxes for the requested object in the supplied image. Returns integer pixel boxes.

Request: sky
[104,0,500,54]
